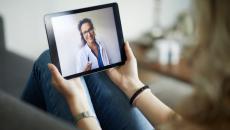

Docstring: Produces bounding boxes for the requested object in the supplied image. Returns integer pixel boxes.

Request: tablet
[44,3,126,79]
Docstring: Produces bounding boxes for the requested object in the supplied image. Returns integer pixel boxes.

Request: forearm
[106,41,174,126]
[48,63,101,129]
[134,90,174,125]
[123,80,174,126]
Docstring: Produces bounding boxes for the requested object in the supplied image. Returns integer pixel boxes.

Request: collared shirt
[76,40,110,73]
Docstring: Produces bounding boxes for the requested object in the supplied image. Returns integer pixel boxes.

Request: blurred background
[0,0,194,108]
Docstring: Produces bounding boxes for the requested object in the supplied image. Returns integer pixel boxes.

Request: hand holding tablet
[44,3,126,79]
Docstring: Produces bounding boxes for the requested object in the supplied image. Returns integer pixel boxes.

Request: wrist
[123,78,145,99]
[129,85,150,105]
[75,111,96,124]
[67,96,90,116]
[132,89,151,106]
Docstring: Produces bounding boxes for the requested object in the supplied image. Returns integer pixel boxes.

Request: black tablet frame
[44,3,126,79]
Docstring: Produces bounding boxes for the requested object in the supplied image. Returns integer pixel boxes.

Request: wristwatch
[75,111,95,123]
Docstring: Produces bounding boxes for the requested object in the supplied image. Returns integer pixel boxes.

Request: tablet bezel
[44,3,126,79]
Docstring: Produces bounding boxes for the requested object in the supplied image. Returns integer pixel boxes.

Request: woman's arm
[106,42,174,126]
[124,79,173,125]
[48,64,101,130]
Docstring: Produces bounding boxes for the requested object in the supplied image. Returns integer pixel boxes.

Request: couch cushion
[0,90,78,130]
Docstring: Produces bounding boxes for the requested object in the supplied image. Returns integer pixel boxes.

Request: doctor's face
[81,22,95,44]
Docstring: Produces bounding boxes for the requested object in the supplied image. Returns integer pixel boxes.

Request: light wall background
[0,0,191,60]
[52,7,120,77]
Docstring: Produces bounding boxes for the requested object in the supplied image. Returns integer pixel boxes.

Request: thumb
[124,41,135,61]
[48,63,64,83]
[106,67,120,83]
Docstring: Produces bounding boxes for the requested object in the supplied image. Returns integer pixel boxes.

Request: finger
[106,68,116,75]
[86,63,92,70]
[106,68,120,83]
[84,64,89,71]
[124,41,135,60]
[48,63,64,83]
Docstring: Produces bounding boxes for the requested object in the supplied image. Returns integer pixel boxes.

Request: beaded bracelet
[129,85,150,105]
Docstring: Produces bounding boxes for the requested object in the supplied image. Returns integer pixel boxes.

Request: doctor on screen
[76,18,110,73]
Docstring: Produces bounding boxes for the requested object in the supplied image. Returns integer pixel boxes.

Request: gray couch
[0,16,79,130]
[0,91,78,130]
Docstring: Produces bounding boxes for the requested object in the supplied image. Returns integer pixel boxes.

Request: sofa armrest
[0,90,79,130]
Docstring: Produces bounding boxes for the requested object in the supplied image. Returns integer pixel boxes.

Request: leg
[21,50,96,125]
[21,63,47,111]
[84,72,154,130]
[21,50,74,123]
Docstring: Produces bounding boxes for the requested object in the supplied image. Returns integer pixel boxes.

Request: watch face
[75,111,95,123]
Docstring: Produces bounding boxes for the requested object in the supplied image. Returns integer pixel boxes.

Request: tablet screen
[44,3,126,79]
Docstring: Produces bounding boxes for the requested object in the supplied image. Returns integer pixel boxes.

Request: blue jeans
[21,50,153,130]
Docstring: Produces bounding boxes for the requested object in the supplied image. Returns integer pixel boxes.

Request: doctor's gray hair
[78,18,94,46]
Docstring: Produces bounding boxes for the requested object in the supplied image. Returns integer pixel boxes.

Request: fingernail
[48,64,53,71]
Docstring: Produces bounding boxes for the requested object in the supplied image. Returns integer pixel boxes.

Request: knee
[34,50,50,68]
[32,50,51,75]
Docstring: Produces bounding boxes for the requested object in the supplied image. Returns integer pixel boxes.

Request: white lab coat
[76,40,110,73]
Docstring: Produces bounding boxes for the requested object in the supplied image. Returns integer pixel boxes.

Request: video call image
[51,7,121,77]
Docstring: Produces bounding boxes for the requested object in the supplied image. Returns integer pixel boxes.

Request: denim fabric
[21,50,75,124]
[21,50,154,130]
